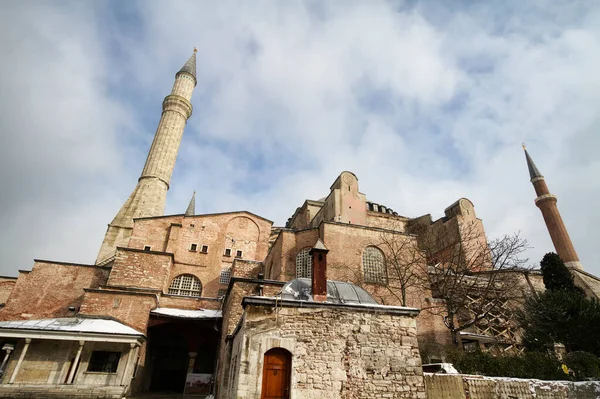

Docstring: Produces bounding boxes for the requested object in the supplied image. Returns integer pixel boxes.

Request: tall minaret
[523,145,582,269]
[96,49,198,264]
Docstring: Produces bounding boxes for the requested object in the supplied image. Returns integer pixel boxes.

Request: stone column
[9,338,31,384]
[67,340,85,384]
[0,344,14,377]
[121,343,139,386]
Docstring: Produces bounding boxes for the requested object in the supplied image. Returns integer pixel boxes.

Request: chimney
[309,239,329,302]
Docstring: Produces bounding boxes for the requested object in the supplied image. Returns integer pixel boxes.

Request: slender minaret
[96,49,198,264]
[523,144,582,269]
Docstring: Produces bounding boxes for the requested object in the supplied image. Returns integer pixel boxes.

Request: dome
[281,278,378,304]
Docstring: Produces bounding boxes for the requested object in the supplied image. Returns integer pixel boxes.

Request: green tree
[518,253,600,356]
[540,252,584,296]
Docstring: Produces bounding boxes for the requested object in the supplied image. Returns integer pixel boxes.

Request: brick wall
[0,277,16,304]
[0,262,109,321]
[107,248,173,291]
[127,212,272,299]
[79,290,156,333]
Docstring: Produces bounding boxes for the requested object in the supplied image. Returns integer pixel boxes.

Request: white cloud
[0,0,599,277]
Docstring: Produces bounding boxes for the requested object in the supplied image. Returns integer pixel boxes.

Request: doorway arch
[260,348,291,399]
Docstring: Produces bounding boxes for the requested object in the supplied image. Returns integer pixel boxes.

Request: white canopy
[0,317,144,343]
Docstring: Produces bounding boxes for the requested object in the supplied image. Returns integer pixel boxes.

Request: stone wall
[424,373,600,399]
[1,339,131,388]
[221,299,426,399]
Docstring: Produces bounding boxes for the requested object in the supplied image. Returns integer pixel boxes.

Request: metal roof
[281,278,378,304]
[0,317,142,336]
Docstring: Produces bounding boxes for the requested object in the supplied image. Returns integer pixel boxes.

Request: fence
[424,373,600,399]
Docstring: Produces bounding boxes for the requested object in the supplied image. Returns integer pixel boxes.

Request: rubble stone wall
[224,303,426,399]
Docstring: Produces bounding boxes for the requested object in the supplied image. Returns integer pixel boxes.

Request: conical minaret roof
[185,191,196,216]
[522,144,543,180]
[178,48,197,84]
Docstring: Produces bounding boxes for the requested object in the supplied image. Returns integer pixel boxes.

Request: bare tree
[376,228,426,307]
[416,221,530,345]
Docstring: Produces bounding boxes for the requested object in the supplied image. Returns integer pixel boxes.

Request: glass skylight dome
[281,278,378,304]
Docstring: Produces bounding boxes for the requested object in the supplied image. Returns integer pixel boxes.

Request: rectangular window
[143,246,151,251]
[235,250,243,259]
[200,245,209,254]
[219,268,232,285]
[217,288,228,298]
[190,243,198,251]
[224,248,232,257]
[87,351,121,373]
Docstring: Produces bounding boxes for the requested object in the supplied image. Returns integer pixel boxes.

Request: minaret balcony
[162,94,193,119]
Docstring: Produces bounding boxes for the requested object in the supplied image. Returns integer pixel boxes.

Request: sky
[0,1,599,277]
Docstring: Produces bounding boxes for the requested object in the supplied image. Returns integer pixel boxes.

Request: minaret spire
[185,191,196,216]
[523,145,582,269]
[96,49,198,264]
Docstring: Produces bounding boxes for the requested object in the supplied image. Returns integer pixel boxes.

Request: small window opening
[224,248,232,257]
[190,224,195,228]
[235,250,243,258]
[112,299,121,309]
[219,268,232,285]
[200,245,209,254]
[87,351,121,373]
[217,288,228,298]
[143,246,151,251]
[190,243,198,251]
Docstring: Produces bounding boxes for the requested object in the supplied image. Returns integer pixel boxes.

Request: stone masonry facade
[223,300,426,399]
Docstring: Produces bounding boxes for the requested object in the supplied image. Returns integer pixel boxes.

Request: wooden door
[261,348,291,399]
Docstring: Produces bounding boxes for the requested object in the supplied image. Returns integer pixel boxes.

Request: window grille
[87,351,121,373]
[217,288,228,298]
[296,248,312,278]
[168,274,202,297]
[219,268,232,285]
[363,246,387,284]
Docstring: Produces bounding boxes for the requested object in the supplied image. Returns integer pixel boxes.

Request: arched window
[296,247,312,278]
[363,246,386,284]
[168,274,202,297]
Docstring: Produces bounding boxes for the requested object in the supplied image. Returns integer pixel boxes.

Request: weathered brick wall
[127,212,272,298]
[266,228,319,281]
[159,295,221,310]
[79,290,156,333]
[0,262,109,321]
[225,304,426,399]
[365,211,408,231]
[424,373,600,399]
[107,248,173,291]
[264,222,452,349]
[0,277,16,304]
